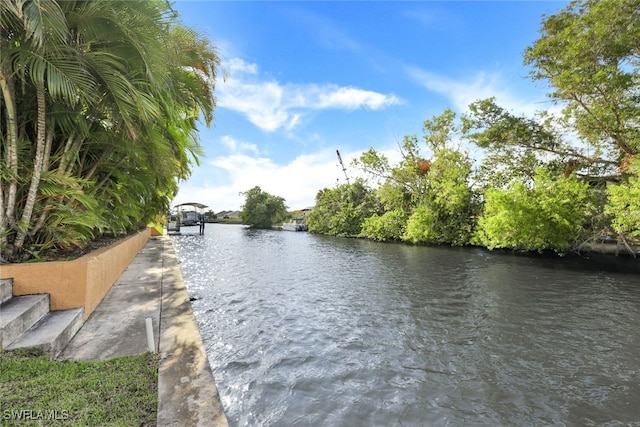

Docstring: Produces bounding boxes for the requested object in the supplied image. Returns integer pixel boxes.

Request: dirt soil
[39,234,131,262]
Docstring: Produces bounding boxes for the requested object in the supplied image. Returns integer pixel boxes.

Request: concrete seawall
[59,235,228,425]
[157,235,228,426]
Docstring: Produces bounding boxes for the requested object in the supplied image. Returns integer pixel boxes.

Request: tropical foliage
[523,0,640,167]
[360,209,406,242]
[605,158,640,240]
[310,0,639,254]
[473,169,591,252]
[0,0,219,261]
[306,179,378,237]
[240,186,288,229]
[352,110,477,246]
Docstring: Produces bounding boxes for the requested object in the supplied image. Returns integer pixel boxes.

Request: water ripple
[172,224,640,426]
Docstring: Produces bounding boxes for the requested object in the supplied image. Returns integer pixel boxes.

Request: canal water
[171,224,640,426]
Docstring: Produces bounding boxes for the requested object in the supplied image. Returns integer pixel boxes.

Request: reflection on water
[172,224,640,426]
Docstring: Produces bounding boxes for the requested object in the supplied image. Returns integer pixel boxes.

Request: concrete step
[0,278,13,304]
[6,308,84,357]
[0,294,50,349]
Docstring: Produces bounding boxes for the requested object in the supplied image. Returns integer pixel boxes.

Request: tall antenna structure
[336,150,350,184]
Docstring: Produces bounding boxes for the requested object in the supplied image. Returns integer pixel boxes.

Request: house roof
[216,210,240,217]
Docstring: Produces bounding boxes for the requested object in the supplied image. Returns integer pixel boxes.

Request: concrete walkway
[60,235,228,426]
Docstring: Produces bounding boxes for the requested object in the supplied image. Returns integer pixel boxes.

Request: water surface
[172,224,640,426]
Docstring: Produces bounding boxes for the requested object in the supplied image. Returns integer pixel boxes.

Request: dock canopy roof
[174,202,209,209]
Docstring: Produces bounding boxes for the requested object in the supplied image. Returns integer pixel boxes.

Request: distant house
[216,210,241,219]
[280,207,313,231]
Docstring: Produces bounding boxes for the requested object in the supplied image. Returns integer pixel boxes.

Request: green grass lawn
[0,350,158,426]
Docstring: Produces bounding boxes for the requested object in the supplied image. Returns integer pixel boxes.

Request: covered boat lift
[167,202,209,234]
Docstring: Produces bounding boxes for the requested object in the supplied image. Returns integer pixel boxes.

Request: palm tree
[0,0,219,261]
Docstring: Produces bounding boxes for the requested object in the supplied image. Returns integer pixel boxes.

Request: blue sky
[171,1,567,212]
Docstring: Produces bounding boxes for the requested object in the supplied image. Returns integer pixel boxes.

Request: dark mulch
[38,232,139,262]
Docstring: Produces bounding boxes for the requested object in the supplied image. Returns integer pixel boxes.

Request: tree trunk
[32,132,56,235]
[0,62,19,258]
[14,83,48,252]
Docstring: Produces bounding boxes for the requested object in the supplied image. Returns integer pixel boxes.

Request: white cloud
[174,149,344,212]
[405,66,542,117]
[220,135,259,155]
[225,57,258,75]
[218,58,402,132]
[315,86,400,110]
[171,144,408,213]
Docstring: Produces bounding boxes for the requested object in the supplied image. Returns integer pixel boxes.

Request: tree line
[1,0,219,262]
[303,0,639,254]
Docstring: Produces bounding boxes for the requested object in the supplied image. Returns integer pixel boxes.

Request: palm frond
[22,0,68,48]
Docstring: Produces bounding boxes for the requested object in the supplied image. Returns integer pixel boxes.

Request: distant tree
[354,110,477,245]
[240,186,288,229]
[402,148,475,245]
[306,179,378,237]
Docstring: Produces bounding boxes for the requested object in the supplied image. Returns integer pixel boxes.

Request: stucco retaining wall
[0,228,150,319]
